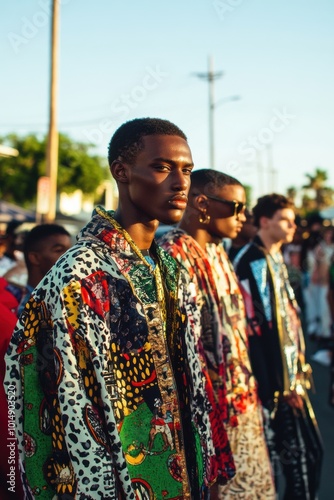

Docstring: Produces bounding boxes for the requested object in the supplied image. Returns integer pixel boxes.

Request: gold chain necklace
[96,207,167,321]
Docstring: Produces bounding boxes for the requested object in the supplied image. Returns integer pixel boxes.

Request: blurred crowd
[0,220,72,500]
[284,219,334,367]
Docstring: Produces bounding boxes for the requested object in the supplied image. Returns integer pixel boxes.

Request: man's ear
[28,251,40,267]
[259,215,269,229]
[193,194,209,212]
[110,160,129,184]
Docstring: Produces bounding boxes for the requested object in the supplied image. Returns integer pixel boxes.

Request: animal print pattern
[5,207,215,499]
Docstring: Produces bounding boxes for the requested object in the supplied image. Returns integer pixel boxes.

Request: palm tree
[302,168,332,209]
[286,186,297,202]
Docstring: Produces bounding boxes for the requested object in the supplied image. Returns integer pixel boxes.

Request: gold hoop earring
[199,211,211,224]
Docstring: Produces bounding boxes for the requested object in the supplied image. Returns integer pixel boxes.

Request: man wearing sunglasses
[159,169,275,499]
[233,193,323,499]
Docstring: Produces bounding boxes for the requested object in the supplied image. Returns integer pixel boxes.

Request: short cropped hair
[107,117,187,166]
[23,224,71,266]
[190,168,242,196]
[252,193,294,228]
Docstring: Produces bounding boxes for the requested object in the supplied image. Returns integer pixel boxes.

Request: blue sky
[1,0,333,203]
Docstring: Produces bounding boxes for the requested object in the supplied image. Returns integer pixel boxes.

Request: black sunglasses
[206,195,245,217]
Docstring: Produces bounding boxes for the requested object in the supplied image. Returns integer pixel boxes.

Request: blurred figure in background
[0,222,23,277]
[0,224,72,316]
[0,223,71,500]
[234,193,323,500]
[228,208,257,261]
[304,226,334,366]
[2,228,29,286]
[328,251,334,406]
[282,217,305,315]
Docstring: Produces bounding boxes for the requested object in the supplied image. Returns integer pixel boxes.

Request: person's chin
[284,234,294,243]
[228,230,239,240]
[159,210,184,224]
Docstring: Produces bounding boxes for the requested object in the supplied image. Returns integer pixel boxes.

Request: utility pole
[257,150,265,198]
[267,144,277,192]
[194,56,223,169]
[45,0,60,222]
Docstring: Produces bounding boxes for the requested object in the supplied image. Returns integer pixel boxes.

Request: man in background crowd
[1,223,71,500]
[234,193,323,499]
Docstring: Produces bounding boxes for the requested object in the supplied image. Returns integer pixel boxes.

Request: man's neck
[257,230,282,254]
[178,219,221,250]
[113,209,158,250]
[27,274,41,289]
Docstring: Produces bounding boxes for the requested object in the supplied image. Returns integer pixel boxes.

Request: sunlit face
[205,184,247,240]
[36,234,72,276]
[262,208,296,244]
[125,135,194,225]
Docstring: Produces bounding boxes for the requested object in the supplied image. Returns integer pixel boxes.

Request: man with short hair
[1,223,71,500]
[233,193,323,499]
[5,118,220,499]
[19,223,72,313]
[159,169,275,499]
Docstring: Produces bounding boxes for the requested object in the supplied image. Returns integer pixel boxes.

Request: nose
[171,167,189,191]
[237,210,247,222]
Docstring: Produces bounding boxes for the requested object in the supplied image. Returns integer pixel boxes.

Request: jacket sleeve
[4,275,135,500]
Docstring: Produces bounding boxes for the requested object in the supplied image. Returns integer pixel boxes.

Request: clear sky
[1,0,333,203]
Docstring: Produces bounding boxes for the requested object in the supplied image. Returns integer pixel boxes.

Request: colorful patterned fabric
[159,230,235,485]
[159,230,275,498]
[204,243,258,417]
[218,407,275,500]
[5,207,216,500]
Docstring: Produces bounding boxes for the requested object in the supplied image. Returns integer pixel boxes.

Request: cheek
[214,217,236,237]
[42,255,56,271]
[280,224,289,234]
[131,181,161,200]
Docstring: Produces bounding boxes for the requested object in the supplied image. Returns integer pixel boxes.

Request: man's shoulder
[35,240,121,296]
[158,228,187,247]
[158,229,203,257]
[156,242,178,265]
[233,241,266,272]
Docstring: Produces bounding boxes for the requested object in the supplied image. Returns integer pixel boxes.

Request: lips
[168,195,188,210]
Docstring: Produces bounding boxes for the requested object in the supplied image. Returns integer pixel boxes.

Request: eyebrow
[151,157,194,167]
[51,243,68,250]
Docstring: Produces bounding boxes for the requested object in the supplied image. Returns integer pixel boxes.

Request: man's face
[262,208,296,244]
[206,184,247,240]
[124,135,193,225]
[36,234,72,277]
